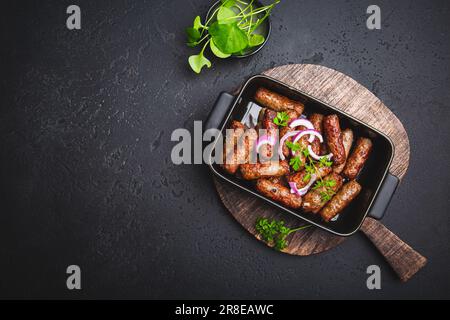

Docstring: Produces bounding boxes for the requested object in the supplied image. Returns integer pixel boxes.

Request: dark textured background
[1,0,449,299]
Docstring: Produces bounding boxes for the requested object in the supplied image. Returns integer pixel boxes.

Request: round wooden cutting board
[213,64,410,256]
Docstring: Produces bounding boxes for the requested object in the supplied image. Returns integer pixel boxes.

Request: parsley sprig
[313,179,337,201]
[273,111,290,127]
[285,140,336,201]
[255,218,311,250]
[289,156,303,171]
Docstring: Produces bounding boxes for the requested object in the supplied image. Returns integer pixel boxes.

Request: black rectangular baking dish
[205,75,398,236]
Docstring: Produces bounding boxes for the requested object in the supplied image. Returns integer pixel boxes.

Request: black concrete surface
[1,0,449,299]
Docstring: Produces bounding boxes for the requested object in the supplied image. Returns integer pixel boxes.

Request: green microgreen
[186,0,280,73]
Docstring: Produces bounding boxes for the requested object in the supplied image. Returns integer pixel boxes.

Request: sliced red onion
[278,130,301,160]
[291,130,323,156]
[289,174,318,196]
[293,129,323,144]
[255,135,276,154]
[307,145,333,161]
[289,118,314,130]
[290,119,318,143]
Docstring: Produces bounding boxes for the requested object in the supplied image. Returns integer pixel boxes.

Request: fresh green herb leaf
[188,50,212,74]
[319,156,333,167]
[210,39,232,58]
[303,173,311,182]
[186,27,201,45]
[255,217,311,251]
[313,179,337,201]
[193,16,203,30]
[320,191,333,202]
[286,141,301,152]
[289,156,303,171]
[248,33,265,47]
[220,0,237,8]
[302,147,310,158]
[209,22,249,54]
[305,163,315,175]
[273,111,289,127]
[217,6,237,24]
[327,179,337,187]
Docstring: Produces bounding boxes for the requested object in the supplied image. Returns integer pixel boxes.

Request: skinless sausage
[221,121,246,174]
[221,122,258,173]
[323,115,346,165]
[320,180,362,222]
[257,109,279,160]
[238,128,258,165]
[302,172,344,213]
[280,125,308,162]
[261,108,278,130]
[309,113,324,155]
[333,128,354,174]
[254,87,304,115]
[240,160,290,180]
[343,137,373,180]
[256,178,303,209]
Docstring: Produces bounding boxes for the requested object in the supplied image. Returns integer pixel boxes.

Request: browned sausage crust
[221,121,246,174]
[255,87,304,115]
[302,172,344,213]
[320,180,362,222]
[323,115,346,165]
[240,160,290,180]
[256,178,303,209]
[286,166,332,188]
[309,113,324,155]
[343,137,373,180]
[261,109,278,130]
[333,128,354,174]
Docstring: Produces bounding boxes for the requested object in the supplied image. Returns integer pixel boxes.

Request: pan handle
[367,172,399,220]
[204,92,235,131]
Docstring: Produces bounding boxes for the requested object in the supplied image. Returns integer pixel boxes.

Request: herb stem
[200,38,211,55]
[288,224,312,234]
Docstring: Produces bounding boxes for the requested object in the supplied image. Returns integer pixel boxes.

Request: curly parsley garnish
[318,156,333,168]
[255,218,311,251]
[273,111,289,127]
[289,156,303,171]
[313,179,337,201]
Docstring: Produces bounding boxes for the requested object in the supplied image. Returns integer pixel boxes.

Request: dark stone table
[1,0,449,299]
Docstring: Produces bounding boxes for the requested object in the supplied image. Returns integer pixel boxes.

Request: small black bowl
[206,0,272,58]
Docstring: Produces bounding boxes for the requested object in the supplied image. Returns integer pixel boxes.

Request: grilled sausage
[333,128,354,174]
[343,137,373,180]
[256,178,303,209]
[323,115,346,165]
[320,180,362,222]
[280,126,308,162]
[255,109,278,160]
[302,172,344,213]
[240,160,290,180]
[238,127,258,164]
[286,166,332,189]
[261,109,278,130]
[255,87,304,115]
[309,113,324,155]
[221,121,246,174]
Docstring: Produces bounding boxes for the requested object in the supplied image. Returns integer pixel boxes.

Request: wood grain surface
[212,64,427,281]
